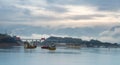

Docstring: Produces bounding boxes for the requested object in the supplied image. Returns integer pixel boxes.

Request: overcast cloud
[0,0,120,43]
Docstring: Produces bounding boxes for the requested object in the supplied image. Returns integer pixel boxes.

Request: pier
[21,39,42,45]
[21,39,41,42]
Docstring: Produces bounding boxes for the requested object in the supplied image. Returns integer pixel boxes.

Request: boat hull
[48,47,56,50]
[41,46,49,49]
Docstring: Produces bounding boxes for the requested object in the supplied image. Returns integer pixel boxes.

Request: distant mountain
[0,33,23,47]
[42,36,120,48]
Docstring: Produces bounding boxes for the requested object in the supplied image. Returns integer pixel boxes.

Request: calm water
[0,46,120,65]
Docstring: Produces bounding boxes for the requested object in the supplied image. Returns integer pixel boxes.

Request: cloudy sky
[0,0,120,43]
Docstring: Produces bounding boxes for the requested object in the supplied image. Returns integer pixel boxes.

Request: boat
[41,44,56,50]
[41,46,49,49]
[24,41,37,49]
[48,44,56,50]
[48,47,56,50]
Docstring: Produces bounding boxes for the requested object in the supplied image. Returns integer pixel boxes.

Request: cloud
[0,0,120,28]
[86,0,120,11]
[20,34,50,39]
[1,4,120,28]
[79,26,120,43]
[20,33,70,39]
[99,36,120,43]
[1,21,120,29]
[97,26,120,43]
[46,0,120,11]
[0,0,120,43]
[100,26,120,37]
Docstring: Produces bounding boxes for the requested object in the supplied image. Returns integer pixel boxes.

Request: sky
[0,0,120,43]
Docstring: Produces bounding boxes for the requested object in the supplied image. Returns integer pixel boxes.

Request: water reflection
[0,47,14,49]
[0,47,120,65]
[24,49,37,53]
[48,51,80,54]
[0,46,23,53]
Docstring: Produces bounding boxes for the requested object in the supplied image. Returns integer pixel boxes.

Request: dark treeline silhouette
[0,33,22,47]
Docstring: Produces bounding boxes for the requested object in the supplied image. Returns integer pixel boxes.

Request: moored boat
[41,46,49,49]
[48,47,56,50]
[24,41,37,49]
[41,44,56,50]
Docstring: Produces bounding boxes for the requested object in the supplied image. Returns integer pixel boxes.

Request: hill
[0,33,23,47]
[42,36,120,48]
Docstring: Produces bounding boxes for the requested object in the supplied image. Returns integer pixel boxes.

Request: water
[0,47,120,65]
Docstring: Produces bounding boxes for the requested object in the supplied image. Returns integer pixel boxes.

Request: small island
[0,33,23,47]
[41,36,120,48]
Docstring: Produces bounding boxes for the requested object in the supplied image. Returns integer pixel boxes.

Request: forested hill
[0,33,22,47]
[42,36,120,48]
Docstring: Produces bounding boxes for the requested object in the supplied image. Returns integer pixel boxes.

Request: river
[0,46,120,65]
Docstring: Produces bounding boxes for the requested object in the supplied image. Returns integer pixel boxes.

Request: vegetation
[0,33,22,47]
[42,36,120,48]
